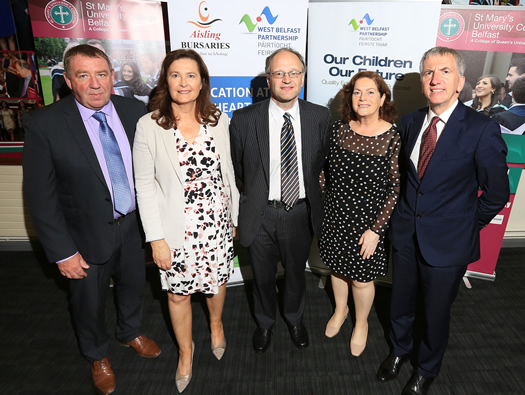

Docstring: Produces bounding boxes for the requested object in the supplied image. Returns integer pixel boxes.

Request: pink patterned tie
[418,116,440,179]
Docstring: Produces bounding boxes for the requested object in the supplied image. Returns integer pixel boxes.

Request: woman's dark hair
[118,62,146,95]
[150,49,220,130]
[471,74,502,114]
[339,71,396,123]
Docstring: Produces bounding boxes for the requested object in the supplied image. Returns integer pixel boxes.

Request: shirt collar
[427,99,458,125]
[75,99,115,122]
[269,98,300,123]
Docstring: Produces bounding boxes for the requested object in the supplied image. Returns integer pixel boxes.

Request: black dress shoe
[253,328,272,353]
[401,371,434,395]
[288,323,309,348]
[377,352,408,382]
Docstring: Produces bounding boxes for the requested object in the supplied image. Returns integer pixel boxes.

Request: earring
[491,91,495,95]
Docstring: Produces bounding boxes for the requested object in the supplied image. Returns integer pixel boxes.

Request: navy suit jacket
[230,99,331,247]
[23,94,147,263]
[389,101,510,267]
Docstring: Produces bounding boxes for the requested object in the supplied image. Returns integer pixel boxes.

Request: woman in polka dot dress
[319,71,400,357]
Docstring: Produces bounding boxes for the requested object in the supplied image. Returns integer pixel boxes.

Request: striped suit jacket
[230,98,331,247]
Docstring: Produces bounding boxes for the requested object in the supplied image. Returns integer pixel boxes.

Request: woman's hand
[233,227,237,238]
[151,239,172,270]
[358,229,379,260]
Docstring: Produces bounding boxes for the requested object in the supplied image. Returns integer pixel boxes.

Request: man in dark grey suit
[230,48,331,353]
[23,45,160,395]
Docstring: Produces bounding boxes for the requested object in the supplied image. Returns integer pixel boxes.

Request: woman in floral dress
[134,49,239,392]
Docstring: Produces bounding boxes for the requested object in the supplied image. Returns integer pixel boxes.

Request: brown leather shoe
[91,357,115,395]
[122,335,161,358]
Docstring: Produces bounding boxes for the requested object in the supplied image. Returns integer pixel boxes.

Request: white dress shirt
[268,99,306,201]
[410,100,459,169]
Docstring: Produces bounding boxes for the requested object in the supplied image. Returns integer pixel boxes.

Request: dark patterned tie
[418,116,441,179]
[93,111,132,215]
[281,112,300,210]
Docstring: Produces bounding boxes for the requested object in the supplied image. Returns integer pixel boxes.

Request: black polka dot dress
[319,121,401,282]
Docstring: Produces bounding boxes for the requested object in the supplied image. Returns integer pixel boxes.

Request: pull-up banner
[167,0,308,116]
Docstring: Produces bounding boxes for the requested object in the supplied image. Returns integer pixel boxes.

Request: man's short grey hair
[419,46,466,77]
[265,48,306,74]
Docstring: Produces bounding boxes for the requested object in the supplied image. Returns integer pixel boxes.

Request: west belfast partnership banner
[167,0,308,116]
[307,1,442,112]
[167,0,308,285]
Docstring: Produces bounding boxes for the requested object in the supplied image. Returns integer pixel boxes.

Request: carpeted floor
[0,247,524,394]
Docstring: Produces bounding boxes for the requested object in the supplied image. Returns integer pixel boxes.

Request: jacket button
[105,197,111,202]
[418,192,424,196]
[417,214,422,219]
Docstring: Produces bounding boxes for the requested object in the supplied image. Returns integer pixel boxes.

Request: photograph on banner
[436,5,525,278]
[1,50,40,143]
[437,5,525,133]
[307,1,442,118]
[0,1,39,163]
[27,0,167,106]
[167,0,308,115]
[33,37,165,106]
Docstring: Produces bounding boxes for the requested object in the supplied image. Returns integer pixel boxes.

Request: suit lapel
[299,100,313,176]
[406,111,425,159]
[62,96,108,189]
[113,97,134,146]
[255,100,271,185]
[161,125,183,184]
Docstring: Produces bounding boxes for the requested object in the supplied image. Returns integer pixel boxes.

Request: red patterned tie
[418,116,441,179]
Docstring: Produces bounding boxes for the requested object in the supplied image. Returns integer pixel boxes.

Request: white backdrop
[307,0,442,109]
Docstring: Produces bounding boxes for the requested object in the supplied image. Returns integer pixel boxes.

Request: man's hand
[57,253,90,279]
[151,239,172,271]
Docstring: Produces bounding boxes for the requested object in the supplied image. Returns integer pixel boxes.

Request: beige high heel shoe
[350,324,368,357]
[175,341,194,393]
[211,327,226,360]
[325,306,349,338]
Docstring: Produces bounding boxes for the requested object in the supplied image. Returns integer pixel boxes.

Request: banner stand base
[464,270,496,284]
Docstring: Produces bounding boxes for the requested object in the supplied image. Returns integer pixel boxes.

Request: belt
[267,199,306,209]
[110,211,134,225]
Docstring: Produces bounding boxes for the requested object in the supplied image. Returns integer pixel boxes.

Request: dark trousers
[248,200,313,329]
[390,234,467,378]
[69,214,145,362]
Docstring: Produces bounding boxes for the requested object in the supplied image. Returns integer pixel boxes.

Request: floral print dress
[160,124,234,295]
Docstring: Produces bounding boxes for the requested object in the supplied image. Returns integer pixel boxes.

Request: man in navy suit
[376,47,509,395]
[230,48,330,353]
[23,45,160,395]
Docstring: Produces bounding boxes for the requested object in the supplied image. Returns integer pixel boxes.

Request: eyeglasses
[268,71,303,79]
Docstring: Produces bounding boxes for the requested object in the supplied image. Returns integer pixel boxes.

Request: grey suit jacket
[23,94,147,263]
[230,98,331,247]
[133,112,239,249]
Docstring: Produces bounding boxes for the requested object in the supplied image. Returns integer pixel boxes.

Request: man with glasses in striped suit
[230,48,331,354]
